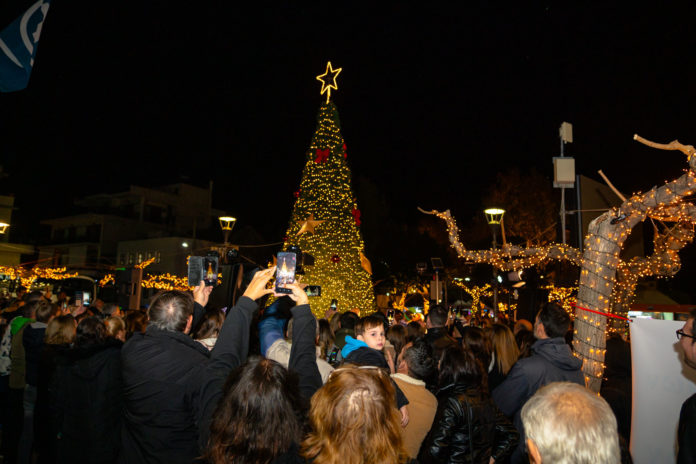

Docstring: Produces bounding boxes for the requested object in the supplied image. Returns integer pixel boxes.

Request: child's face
[358,325,385,350]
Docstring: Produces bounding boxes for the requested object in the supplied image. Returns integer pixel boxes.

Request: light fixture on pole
[484,208,505,249]
[218,216,237,245]
[0,195,14,235]
[484,208,505,320]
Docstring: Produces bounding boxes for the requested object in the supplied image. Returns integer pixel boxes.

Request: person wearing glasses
[676,311,696,464]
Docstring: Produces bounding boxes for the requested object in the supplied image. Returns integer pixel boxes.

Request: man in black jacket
[119,270,276,464]
[492,303,584,464]
[677,309,696,464]
[423,306,458,364]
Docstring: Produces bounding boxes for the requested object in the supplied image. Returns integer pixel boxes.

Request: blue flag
[0,0,50,92]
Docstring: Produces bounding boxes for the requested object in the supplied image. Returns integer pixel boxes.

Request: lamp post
[0,196,14,235]
[484,208,505,319]
[218,216,237,245]
[483,208,505,248]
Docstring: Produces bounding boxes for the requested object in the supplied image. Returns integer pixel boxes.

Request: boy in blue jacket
[342,315,410,426]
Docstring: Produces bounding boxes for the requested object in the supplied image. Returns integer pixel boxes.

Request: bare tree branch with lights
[422,134,696,392]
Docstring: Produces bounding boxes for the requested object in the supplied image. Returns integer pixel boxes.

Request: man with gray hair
[120,270,275,464]
[521,382,620,464]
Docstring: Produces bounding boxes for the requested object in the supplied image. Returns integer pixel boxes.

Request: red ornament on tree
[314,148,330,163]
[343,143,348,159]
[293,190,300,198]
[351,207,361,226]
[330,254,341,264]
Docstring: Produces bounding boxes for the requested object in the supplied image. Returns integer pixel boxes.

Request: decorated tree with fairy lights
[282,62,375,317]
[421,134,696,392]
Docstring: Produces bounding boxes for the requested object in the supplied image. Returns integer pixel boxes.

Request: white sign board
[630,318,696,464]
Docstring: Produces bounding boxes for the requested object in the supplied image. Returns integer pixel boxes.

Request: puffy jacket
[419,383,518,464]
[52,339,123,464]
[492,337,583,422]
[119,311,211,464]
[23,321,47,386]
[491,337,584,463]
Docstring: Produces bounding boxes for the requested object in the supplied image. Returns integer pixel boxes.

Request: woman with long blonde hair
[301,366,410,464]
[488,323,520,391]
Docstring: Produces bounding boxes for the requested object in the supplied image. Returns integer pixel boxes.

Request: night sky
[2,3,696,264]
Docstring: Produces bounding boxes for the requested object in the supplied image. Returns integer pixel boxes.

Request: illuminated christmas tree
[283,62,375,317]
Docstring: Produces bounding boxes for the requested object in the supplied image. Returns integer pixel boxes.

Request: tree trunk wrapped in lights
[422,135,696,392]
[610,221,694,318]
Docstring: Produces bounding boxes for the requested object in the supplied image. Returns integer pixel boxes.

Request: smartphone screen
[202,256,219,287]
[187,256,219,287]
[74,291,83,307]
[275,252,297,294]
[305,285,321,297]
[330,298,338,310]
[83,291,91,306]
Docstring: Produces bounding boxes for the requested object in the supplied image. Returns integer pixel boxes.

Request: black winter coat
[419,383,518,464]
[491,337,584,464]
[119,297,323,464]
[679,393,696,464]
[51,338,123,464]
[119,303,212,464]
[424,327,459,361]
[23,322,47,386]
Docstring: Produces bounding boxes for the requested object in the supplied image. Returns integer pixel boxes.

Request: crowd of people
[0,269,630,463]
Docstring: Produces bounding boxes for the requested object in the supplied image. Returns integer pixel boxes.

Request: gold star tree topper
[296,213,325,235]
[316,61,342,103]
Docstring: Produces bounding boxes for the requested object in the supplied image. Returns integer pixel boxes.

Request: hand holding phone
[275,252,297,294]
[193,281,213,307]
[278,282,309,306]
[242,267,276,300]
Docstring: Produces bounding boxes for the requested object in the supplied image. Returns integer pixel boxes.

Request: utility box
[553,157,575,188]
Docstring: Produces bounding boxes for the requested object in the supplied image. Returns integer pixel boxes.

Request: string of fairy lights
[0,266,78,289]
[423,137,696,390]
[389,283,430,315]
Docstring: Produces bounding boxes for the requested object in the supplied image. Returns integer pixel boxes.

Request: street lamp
[484,208,505,320]
[218,216,237,245]
[484,208,505,249]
